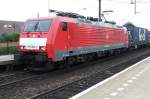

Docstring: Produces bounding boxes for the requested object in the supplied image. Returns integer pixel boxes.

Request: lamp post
[48,0,50,16]
[134,0,136,14]
[131,0,134,4]
[131,0,137,14]
[99,0,101,21]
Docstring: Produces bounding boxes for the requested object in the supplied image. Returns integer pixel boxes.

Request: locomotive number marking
[20,38,47,50]
[26,45,39,50]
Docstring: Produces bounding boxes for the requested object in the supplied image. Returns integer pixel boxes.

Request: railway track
[0,71,24,78]
[0,47,150,99]
[27,50,148,99]
[0,71,39,87]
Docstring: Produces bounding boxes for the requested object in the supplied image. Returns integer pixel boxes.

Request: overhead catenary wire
[136,0,150,3]
[105,0,150,4]
[137,1,150,3]
[105,0,132,4]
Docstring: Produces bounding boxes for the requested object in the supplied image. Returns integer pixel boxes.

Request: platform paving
[70,57,150,99]
[0,55,14,65]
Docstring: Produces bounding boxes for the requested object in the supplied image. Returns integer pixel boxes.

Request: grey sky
[0,0,150,29]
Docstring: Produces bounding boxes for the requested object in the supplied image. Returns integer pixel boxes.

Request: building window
[8,25,12,28]
[3,24,7,28]
[3,24,12,28]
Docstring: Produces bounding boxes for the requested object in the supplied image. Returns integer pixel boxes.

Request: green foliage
[0,32,20,43]
[8,32,20,42]
[0,32,19,55]
[0,46,17,55]
[0,34,6,42]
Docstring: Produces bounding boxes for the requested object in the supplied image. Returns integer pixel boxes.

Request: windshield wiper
[34,21,39,31]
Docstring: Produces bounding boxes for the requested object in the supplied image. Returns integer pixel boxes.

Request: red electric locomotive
[15,12,128,71]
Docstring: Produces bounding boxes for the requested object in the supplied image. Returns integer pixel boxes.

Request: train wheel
[134,45,138,49]
[27,62,55,72]
[45,62,56,71]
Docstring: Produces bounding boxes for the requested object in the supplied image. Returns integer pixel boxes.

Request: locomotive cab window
[24,20,51,32]
[62,22,67,31]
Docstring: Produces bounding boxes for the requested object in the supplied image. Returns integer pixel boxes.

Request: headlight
[20,46,25,50]
[39,46,46,50]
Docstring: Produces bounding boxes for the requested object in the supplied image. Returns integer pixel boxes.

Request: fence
[0,42,17,55]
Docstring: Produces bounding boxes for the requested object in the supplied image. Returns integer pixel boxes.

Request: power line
[137,1,150,3]
[105,0,150,4]
[105,0,131,4]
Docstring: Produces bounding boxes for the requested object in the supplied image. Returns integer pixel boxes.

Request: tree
[0,32,19,53]
[8,32,20,42]
[0,32,19,42]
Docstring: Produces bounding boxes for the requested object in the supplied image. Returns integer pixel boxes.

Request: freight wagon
[124,24,150,48]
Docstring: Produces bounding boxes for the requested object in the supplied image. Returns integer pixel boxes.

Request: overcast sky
[0,0,150,29]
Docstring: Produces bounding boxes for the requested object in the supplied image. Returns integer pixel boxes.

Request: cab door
[61,22,79,59]
[62,22,76,50]
[62,22,70,51]
[67,23,76,50]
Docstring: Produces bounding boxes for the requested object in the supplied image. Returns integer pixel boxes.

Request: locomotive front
[15,18,54,71]
[19,19,51,52]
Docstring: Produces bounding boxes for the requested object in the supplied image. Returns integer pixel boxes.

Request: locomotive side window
[62,22,67,31]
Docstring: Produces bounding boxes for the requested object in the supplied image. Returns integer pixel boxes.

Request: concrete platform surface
[70,57,150,99]
[0,55,14,65]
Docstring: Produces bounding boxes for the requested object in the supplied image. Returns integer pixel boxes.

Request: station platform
[0,55,14,65]
[70,57,150,99]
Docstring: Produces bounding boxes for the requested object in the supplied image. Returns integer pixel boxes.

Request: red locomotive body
[16,16,128,70]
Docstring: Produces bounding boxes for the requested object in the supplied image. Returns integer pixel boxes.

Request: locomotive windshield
[24,20,51,32]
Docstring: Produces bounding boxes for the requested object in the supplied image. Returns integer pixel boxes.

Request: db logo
[139,29,145,41]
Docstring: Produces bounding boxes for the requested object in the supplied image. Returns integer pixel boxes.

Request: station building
[0,20,24,34]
